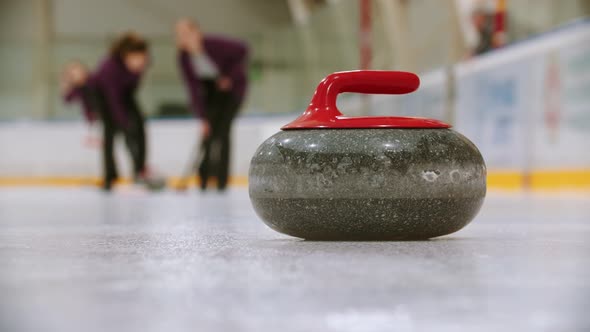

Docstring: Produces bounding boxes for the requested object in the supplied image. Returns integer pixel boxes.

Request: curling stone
[249,71,486,240]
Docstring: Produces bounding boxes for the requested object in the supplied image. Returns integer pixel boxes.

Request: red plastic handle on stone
[311,70,419,109]
[282,70,450,129]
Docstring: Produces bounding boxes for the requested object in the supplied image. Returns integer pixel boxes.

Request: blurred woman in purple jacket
[96,33,151,191]
[175,19,249,192]
[62,61,97,124]
[63,33,151,191]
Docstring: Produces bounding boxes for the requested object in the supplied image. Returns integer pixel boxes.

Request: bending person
[175,18,249,192]
[96,32,153,190]
[63,32,153,191]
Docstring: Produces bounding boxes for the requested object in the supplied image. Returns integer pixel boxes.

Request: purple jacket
[92,56,143,127]
[178,35,249,117]
[63,86,96,123]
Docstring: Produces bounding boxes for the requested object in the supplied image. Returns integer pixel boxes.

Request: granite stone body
[249,128,486,240]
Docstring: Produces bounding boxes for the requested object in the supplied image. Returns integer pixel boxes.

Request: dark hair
[110,32,149,59]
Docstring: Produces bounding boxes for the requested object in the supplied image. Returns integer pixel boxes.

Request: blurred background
[0,0,589,191]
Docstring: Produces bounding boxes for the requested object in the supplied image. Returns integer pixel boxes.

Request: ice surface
[0,187,589,332]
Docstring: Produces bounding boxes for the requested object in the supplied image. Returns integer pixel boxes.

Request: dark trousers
[199,79,239,190]
[92,89,146,189]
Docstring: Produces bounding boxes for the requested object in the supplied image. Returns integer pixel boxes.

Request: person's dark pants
[198,79,239,191]
[92,90,146,190]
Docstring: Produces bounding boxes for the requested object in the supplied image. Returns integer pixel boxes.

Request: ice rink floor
[0,187,589,332]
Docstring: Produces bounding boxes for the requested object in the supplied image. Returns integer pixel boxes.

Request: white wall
[0,117,291,179]
[456,20,590,171]
[350,20,590,172]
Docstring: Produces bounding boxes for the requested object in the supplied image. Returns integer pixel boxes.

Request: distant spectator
[471,7,495,56]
